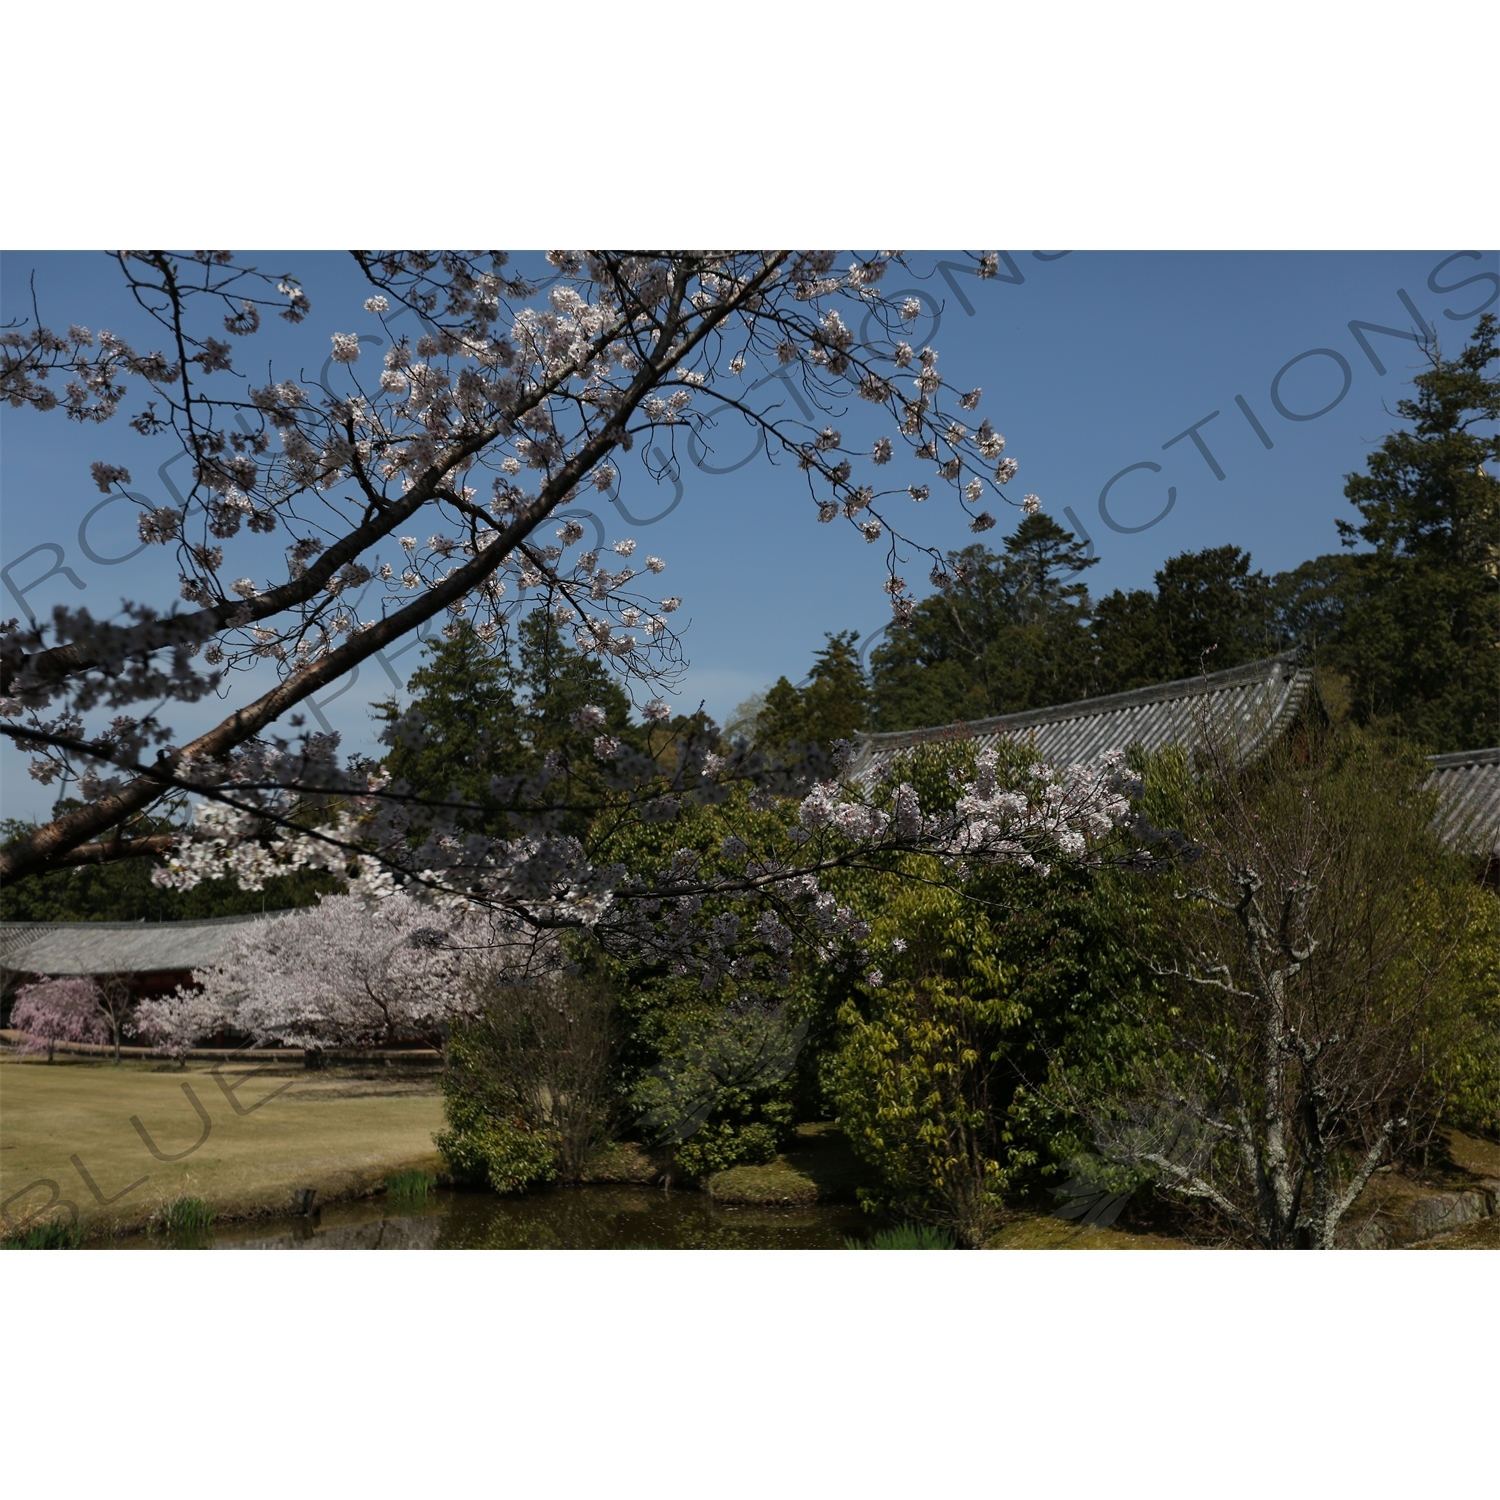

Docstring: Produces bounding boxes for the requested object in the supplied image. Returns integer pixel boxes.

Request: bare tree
[1091,721,1486,1248]
[94,972,135,1065]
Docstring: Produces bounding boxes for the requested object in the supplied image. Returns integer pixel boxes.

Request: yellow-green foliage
[434,1103,558,1195]
[435,1025,559,1194]
[1128,726,1500,1189]
[827,873,1029,1247]
[1410,880,1500,1136]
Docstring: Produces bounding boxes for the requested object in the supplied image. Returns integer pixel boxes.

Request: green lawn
[0,1057,445,1237]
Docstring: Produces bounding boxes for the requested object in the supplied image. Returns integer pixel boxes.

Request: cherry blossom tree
[143,737,1149,997]
[2,251,1171,976]
[9,979,110,1062]
[131,891,547,1058]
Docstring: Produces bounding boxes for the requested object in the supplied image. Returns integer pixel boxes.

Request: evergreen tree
[1153,545,1274,675]
[988,514,1101,708]
[869,516,1097,729]
[1086,586,1171,694]
[754,323,1497,755]
[374,616,638,838]
[1267,552,1355,654]
[1090,545,1274,694]
[1330,313,1500,749]
[513,610,634,759]
[374,624,529,830]
[757,630,871,752]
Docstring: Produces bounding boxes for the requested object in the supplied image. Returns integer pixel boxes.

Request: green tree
[374,615,640,839]
[512,610,634,759]
[827,877,1023,1248]
[585,777,816,1169]
[1090,545,1275,693]
[373,624,528,833]
[756,630,871,752]
[1085,586,1172,696]
[869,515,1098,729]
[1153,545,1274,675]
[1331,313,1500,749]
[820,740,1167,1243]
[1267,552,1355,655]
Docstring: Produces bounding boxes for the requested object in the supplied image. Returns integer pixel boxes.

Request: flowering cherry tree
[142,732,1149,992]
[9,979,111,1062]
[4,252,1039,867]
[131,891,545,1056]
[1,250,1171,976]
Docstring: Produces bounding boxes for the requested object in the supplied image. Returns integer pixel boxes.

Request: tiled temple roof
[852,653,1497,861]
[852,652,1316,780]
[0,910,289,977]
[1424,747,1500,859]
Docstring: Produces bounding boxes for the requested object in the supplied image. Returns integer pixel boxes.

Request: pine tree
[1090,545,1274,694]
[870,516,1097,729]
[757,630,871,751]
[1331,314,1500,750]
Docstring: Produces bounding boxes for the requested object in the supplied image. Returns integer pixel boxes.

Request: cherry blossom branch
[7,250,1063,893]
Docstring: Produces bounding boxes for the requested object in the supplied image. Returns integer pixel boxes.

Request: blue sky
[2,249,1496,822]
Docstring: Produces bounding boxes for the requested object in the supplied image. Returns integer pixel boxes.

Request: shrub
[1410,881,1500,1139]
[633,999,804,1179]
[385,1170,437,1203]
[2,1220,86,1249]
[674,1121,780,1177]
[812,740,1168,1219]
[435,1086,559,1196]
[439,973,619,1185]
[846,1223,957,1250]
[150,1196,214,1234]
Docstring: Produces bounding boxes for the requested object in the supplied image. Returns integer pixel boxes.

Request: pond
[103,1186,873,1250]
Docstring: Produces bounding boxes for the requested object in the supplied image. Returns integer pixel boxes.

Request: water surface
[107,1185,871,1250]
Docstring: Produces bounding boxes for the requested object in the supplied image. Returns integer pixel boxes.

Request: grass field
[0,1056,445,1237]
